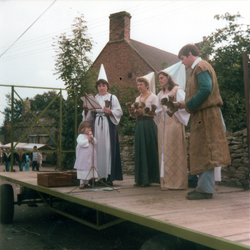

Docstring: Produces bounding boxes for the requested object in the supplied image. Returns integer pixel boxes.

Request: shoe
[133,183,142,187]
[98,181,106,186]
[186,192,213,200]
[161,187,169,191]
[79,185,85,189]
[106,181,113,186]
[187,190,196,195]
[141,184,150,187]
[94,181,100,186]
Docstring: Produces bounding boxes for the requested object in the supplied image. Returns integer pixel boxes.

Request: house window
[128,72,132,78]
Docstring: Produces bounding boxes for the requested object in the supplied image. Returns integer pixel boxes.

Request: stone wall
[119,128,249,188]
[221,129,249,189]
[119,136,135,175]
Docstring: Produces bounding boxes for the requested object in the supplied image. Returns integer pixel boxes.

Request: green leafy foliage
[109,85,139,136]
[53,13,96,99]
[60,98,83,170]
[1,94,22,123]
[161,61,170,70]
[30,91,60,111]
[0,91,62,145]
[30,91,61,128]
[199,12,250,132]
[1,91,60,124]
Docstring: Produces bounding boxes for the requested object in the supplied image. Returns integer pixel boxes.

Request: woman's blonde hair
[157,71,178,91]
[78,121,92,134]
[136,77,149,89]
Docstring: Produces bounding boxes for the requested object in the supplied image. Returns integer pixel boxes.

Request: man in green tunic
[178,44,231,200]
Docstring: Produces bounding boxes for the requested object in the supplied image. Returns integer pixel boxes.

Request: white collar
[191,57,202,69]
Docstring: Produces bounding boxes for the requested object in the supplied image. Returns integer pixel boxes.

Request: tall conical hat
[161,61,186,90]
[141,72,155,94]
[97,64,108,82]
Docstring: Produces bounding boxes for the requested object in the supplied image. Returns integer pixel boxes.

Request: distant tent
[1,142,54,150]
[1,142,28,149]
[22,143,54,151]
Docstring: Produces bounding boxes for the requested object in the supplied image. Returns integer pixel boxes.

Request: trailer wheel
[0,184,14,224]
[140,234,196,250]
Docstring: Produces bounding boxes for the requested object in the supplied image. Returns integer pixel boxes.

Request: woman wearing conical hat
[155,62,190,191]
[128,72,160,187]
[82,64,123,185]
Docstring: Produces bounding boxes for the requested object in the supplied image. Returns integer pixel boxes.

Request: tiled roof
[127,39,180,72]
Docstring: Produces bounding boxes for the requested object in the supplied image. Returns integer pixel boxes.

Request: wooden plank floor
[0,171,249,249]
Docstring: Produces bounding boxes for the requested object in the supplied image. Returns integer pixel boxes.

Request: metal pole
[59,89,62,169]
[242,51,250,188]
[10,86,14,172]
[75,90,77,149]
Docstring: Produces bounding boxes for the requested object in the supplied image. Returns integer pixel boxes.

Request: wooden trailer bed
[0,171,249,250]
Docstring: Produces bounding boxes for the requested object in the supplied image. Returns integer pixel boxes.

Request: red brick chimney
[109,11,131,42]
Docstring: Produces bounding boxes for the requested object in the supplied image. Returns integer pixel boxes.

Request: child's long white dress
[74,134,98,180]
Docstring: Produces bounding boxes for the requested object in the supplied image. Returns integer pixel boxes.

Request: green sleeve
[186,71,212,111]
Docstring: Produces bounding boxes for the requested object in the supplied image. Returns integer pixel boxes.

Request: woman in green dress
[129,75,160,187]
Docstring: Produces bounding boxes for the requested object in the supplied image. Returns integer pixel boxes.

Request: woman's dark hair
[95,79,109,91]
[178,44,199,58]
[136,77,149,89]
[78,121,92,134]
[157,71,178,91]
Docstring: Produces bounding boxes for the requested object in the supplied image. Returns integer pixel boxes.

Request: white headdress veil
[162,61,186,90]
[97,64,108,82]
[141,72,155,94]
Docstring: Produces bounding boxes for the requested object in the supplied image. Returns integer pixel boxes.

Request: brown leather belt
[137,116,153,120]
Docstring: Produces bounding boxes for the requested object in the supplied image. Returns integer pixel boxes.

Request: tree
[30,91,61,112]
[53,13,96,98]
[199,12,250,132]
[0,91,62,145]
[1,93,22,123]
[53,14,96,169]
[1,91,61,121]
[1,91,61,123]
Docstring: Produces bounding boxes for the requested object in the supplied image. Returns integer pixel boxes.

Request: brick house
[91,11,180,90]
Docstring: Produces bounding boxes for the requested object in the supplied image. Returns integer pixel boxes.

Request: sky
[0,0,250,126]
